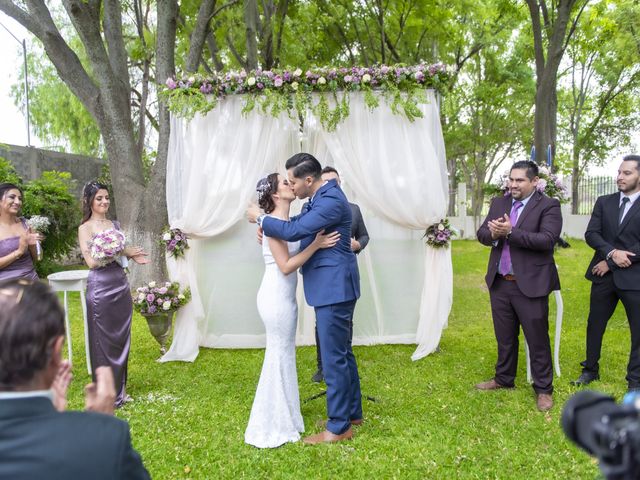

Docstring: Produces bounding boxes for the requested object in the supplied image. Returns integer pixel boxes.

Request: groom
[247,152,362,444]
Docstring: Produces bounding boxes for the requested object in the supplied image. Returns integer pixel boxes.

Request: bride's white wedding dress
[244,233,304,448]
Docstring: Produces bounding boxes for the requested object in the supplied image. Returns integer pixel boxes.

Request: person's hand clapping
[84,366,116,415]
[488,214,512,239]
[52,360,72,412]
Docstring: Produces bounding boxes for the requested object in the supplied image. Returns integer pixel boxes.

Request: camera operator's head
[0,279,65,392]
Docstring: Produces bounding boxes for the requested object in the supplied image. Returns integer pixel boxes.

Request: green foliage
[0,157,23,185]
[60,240,610,478]
[20,171,80,277]
[11,47,102,156]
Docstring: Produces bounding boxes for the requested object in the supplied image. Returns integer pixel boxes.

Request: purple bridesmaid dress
[0,218,39,282]
[85,221,133,407]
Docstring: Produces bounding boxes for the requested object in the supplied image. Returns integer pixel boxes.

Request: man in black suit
[0,279,150,480]
[311,166,370,383]
[572,155,640,391]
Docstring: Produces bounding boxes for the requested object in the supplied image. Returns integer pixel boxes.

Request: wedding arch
[159,65,453,362]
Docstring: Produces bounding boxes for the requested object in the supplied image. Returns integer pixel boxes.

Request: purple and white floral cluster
[423,218,456,249]
[164,63,451,97]
[162,228,189,259]
[491,165,569,203]
[133,281,191,316]
[89,228,126,264]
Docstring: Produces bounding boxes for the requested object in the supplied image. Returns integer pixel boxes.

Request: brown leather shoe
[475,379,512,391]
[536,393,553,412]
[303,427,353,445]
[316,419,363,429]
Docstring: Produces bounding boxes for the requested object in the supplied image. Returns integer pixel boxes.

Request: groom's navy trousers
[261,179,362,435]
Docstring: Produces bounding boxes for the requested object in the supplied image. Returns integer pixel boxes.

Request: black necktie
[619,197,630,225]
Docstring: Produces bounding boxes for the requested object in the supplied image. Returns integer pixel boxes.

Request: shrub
[21,171,81,276]
[0,157,23,185]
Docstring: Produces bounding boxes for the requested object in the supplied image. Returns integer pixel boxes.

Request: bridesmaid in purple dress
[78,181,149,408]
[0,183,41,282]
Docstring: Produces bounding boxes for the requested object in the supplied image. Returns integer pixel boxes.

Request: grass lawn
[60,239,631,479]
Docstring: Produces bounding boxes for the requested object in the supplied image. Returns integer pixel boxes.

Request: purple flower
[274,76,283,87]
[147,294,155,303]
[200,83,213,94]
[158,287,168,294]
[165,77,177,89]
[148,305,157,314]
[257,82,264,90]
[283,71,292,81]
[380,66,390,74]
[157,298,164,305]
[344,75,353,83]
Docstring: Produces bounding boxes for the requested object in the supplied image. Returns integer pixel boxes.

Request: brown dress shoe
[536,393,553,412]
[475,379,512,390]
[316,419,363,429]
[303,427,353,445]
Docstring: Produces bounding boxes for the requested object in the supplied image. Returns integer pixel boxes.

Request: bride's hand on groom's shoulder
[314,230,340,249]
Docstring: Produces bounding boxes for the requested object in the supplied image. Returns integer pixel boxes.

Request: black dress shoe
[311,369,324,383]
[571,372,600,386]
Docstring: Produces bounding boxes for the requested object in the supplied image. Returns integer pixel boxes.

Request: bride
[244,173,339,449]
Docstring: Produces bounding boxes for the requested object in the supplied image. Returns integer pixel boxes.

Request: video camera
[562,390,640,480]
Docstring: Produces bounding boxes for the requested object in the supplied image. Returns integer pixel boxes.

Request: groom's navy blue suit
[261,179,362,434]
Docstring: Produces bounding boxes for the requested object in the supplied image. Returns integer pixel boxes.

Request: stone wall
[0,143,106,196]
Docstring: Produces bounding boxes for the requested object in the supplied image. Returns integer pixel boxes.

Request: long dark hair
[256,173,279,214]
[0,183,23,208]
[81,181,109,224]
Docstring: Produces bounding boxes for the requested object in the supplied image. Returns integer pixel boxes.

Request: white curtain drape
[160,96,300,362]
[162,90,452,362]
[304,91,451,360]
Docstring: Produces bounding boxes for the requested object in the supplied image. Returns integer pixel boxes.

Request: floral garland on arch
[161,63,452,131]
[484,165,570,203]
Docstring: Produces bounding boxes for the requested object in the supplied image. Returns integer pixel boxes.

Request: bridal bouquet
[423,218,456,249]
[26,215,50,261]
[89,228,126,264]
[161,228,189,259]
[133,281,191,316]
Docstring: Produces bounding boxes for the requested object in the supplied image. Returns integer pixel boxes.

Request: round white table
[47,270,91,374]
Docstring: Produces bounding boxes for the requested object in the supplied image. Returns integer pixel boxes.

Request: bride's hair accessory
[256,177,272,201]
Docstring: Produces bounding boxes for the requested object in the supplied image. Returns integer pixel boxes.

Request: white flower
[165,282,171,287]
[291,81,299,91]
[247,77,256,86]
[162,301,172,311]
[188,76,195,83]
[539,166,550,176]
[138,293,145,301]
[178,294,185,300]
[437,223,445,231]
[362,73,371,83]
[162,232,172,241]
[317,76,326,85]
[149,281,156,288]
[293,68,302,77]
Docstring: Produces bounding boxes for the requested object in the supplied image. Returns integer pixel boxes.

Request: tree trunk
[244,0,259,70]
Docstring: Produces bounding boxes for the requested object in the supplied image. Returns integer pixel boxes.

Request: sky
[0,11,631,177]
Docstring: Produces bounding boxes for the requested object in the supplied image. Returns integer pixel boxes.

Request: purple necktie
[499,200,523,275]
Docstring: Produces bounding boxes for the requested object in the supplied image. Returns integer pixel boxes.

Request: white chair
[525,289,563,383]
[47,270,91,375]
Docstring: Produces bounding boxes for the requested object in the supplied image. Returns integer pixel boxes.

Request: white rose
[162,232,171,241]
[162,301,172,311]
[291,81,299,91]
[362,73,371,83]
[178,294,185,300]
[138,293,145,301]
[293,68,302,77]
[149,281,156,288]
[247,77,256,86]
[317,76,326,85]
[188,76,195,83]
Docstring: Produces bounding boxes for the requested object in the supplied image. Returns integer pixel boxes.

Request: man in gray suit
[0,279,150,480]
[311,166,370,383]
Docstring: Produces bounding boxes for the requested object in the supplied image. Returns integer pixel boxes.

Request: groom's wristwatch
[256,214,265,228]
